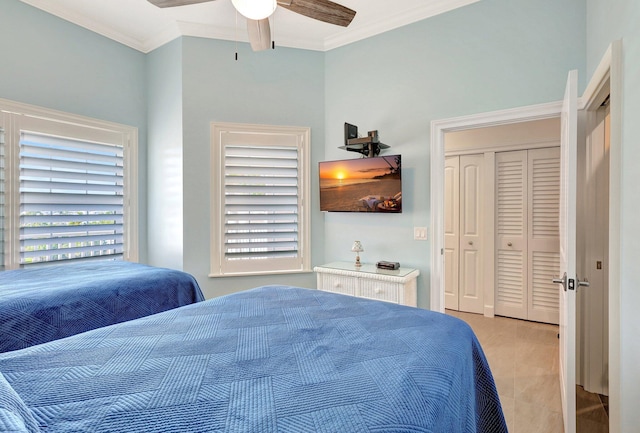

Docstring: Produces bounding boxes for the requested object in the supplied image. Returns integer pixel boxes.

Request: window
[210,123,310,276]
[0,98,138,268]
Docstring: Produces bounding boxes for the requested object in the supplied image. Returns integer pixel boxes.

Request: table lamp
[351,241,363,267]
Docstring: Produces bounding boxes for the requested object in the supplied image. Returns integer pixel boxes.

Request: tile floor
[576,385,609,433]
[446,310,609,433]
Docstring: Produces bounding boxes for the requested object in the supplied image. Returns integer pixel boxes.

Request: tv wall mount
[340,122,390,157]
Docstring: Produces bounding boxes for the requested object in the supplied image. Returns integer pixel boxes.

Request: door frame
[431,101,562,316]
[579,41,622,433]
[430,39,622,430]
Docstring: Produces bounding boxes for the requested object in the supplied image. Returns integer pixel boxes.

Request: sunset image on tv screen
[319,155,401,212]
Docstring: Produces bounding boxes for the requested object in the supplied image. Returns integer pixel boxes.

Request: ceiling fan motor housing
[232,0,277,20]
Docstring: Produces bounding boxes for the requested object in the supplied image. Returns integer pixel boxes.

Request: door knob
[552,274,589,291]
[552,272,567,291]
[578,278,590,288]
[468,241,473,245]
[507,242,513,247]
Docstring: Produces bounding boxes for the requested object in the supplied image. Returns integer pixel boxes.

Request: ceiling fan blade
[277,0,356,27]
[147,0,214,8]
[247,18,272,51]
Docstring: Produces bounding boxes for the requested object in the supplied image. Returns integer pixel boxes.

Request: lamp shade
[231,0,277,20]
[351,241,363,253]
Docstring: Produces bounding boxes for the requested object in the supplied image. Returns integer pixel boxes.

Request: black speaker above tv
[339,122,390,157]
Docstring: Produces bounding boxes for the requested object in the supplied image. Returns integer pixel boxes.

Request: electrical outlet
[414,227,427,240]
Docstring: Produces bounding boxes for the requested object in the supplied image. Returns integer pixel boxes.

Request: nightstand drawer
[318,273,357,296]
[314,262,419,307]
[359,279,400,303]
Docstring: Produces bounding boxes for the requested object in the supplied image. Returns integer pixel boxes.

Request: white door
[444,156,460,310]
[528,147,561,324]
[495,150,528,320]
[556,69,579,433]
[458,154,484,313]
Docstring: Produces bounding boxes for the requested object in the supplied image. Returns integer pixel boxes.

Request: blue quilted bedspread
[0,261,204,353]
[0,285,507,433]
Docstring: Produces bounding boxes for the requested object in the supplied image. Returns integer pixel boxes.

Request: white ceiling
[20,0,480,53]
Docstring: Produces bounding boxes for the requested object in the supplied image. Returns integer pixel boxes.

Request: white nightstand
[313,261,420,307]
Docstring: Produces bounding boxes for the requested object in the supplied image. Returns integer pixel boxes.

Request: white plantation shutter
[224,145,299,260]
[19,132,124,264]
[211,123,310,276]
[0,99,137,269]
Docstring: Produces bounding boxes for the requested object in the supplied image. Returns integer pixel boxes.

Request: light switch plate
[414,227,427,240]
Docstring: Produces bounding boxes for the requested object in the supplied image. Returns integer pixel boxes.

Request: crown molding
[20,0,153,52]
[143,24,183,53]
[323,0,481,51]
[20,0,481,53]
[175,21,326,52]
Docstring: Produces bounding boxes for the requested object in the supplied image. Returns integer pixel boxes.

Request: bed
[0,261,204,353]
[0,285,506,433]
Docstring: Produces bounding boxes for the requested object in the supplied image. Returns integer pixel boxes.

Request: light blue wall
[1,0,586,307]
[586,0,640,430]
[146,39,184,270]
[0,0,149,262]
[180,37,325,298]
[324,0,586,308]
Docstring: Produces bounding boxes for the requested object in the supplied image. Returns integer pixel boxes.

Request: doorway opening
[443,118,561,324]
[576,85,611,433]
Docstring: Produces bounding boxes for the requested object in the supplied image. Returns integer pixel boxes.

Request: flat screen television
[319,154,402,212]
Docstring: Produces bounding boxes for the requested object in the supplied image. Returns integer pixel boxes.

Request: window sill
[208,268,313,278]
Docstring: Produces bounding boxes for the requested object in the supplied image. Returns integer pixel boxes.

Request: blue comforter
[0,285,507,433]
[0,261,204,353]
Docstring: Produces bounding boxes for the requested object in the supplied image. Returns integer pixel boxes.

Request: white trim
[430,101,563,313]
[324,0,481,51]
[0,97,139,266]
[0,98,137,135]
[210,122,311,277]
[444,138,560,156]
[20,0,481,53]
[176,21,328,52]
[124,131,140,263]
[482,151,495,318]
[608,39,622,433]
[19,0,156,52]
[143,24,183,54]
[580,45,613,111]
[570,41,621,433]
[578,40,622,433]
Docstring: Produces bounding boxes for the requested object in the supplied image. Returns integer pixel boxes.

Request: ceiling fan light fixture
[231,0,277,20]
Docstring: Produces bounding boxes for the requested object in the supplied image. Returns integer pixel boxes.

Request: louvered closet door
[458,154,484,314]
[444,156,460,310]
[527,147,560,324]
[495,151,528,320]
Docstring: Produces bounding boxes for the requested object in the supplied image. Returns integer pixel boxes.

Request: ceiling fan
[147,0,357,51]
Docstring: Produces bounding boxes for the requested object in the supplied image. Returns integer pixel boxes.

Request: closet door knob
[468,241,473,246]
[507,242,513,247]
